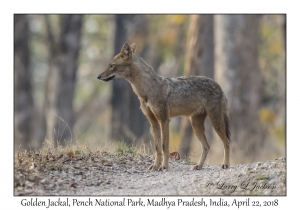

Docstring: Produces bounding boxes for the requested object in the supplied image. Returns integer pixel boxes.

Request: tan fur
[98,43,230,171]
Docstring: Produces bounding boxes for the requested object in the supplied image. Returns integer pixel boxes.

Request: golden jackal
[98,42,230,171]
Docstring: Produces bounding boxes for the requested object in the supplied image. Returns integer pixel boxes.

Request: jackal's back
[164,76,225,117]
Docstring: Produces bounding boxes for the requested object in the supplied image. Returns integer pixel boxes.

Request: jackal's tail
[223,97,231,141]
[224,113,230,141]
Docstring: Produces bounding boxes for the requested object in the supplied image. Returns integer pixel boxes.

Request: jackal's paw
[158,165,168,171]
[221,164,229,169]
[191,164,203,170]
[148,164,160,171]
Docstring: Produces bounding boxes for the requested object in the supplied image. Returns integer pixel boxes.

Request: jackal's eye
[109,64,116,71]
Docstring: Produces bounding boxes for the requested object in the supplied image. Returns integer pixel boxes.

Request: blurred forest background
[14,14,285,165]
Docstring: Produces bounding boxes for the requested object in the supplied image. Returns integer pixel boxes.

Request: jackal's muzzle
[97,75,115,82]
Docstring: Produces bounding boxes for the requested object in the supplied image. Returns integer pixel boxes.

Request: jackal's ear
[121,42,131,55]
[131,43,137,53]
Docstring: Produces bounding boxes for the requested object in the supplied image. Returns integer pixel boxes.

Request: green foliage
[115,142,137,156]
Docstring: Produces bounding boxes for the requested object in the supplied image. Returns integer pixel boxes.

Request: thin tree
[45,15,83,145]
[14,14,34,150]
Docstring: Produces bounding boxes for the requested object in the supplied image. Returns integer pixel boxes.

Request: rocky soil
[14,152,286,196]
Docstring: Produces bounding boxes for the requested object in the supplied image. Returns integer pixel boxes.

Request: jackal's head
[97,42,136,82]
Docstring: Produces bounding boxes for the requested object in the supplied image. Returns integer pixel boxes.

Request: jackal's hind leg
[190,113,210,170]
[208,108,230,169]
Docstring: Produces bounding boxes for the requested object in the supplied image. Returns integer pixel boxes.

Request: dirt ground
[14,151,286,196]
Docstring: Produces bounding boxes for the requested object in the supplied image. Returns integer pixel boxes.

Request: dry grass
[14,138,155,173]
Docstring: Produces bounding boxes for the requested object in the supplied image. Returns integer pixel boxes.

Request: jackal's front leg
[148,122,162,171]
[140,103,163,171]
[159,120,169,171]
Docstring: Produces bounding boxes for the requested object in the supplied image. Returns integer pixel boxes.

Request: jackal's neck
[134,57,158,78]
[127,56,159,82]
[126,56,161,99]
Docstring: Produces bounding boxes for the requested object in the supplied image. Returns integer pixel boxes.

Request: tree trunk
[45,15,83,145]
[179,15,214,157]
[14,14,34,150]
[111,15,133,143]
[111,15,150,143]
[214,15,261,157]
